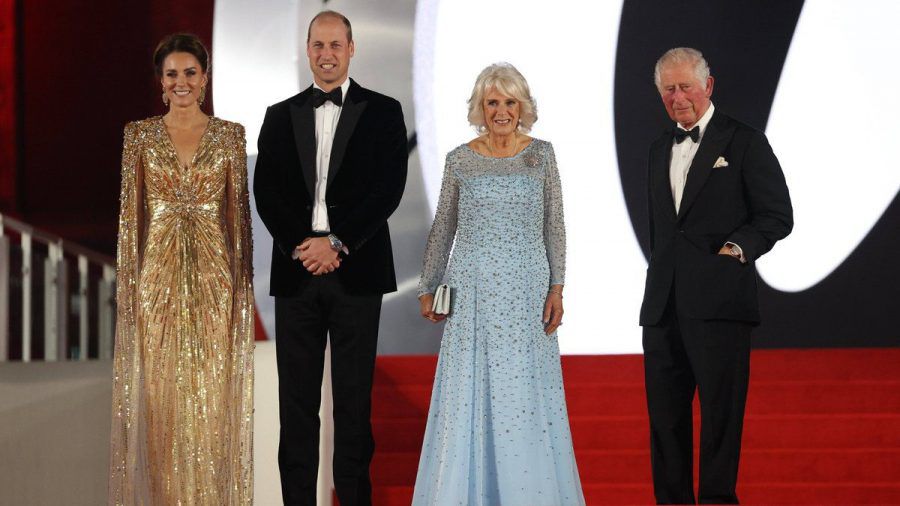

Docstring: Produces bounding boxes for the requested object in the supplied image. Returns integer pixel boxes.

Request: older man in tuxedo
[640,47,793,504]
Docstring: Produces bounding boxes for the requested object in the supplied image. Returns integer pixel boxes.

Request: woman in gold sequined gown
[108,34,254,505]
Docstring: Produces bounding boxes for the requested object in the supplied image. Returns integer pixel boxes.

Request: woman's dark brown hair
[153,33,210,77]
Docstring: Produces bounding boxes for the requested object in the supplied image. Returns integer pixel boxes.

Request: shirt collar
[312,78,351,103]
[677,102,715,139]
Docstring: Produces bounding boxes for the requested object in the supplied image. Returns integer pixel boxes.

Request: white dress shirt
[670,102,715,214]
[668,102,745,262]
[311,78,351,232]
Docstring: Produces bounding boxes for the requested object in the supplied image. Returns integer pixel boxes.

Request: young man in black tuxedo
[640,47,793,504]
[253,10,407,506]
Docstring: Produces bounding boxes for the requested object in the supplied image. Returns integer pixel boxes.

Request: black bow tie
[674,126,700,144]
[312,87,343,108]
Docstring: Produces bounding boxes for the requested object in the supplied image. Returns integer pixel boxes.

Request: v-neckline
[160,116,214,169]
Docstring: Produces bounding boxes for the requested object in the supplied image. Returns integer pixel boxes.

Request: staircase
[369,348,900,504]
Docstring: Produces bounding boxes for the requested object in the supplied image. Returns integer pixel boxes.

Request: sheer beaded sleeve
[109,121,145,503]
[224,122,255,498]
[417,154,460,297]
[543,142,566,285]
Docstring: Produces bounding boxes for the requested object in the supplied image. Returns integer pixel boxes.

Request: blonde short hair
[467,63,538,134]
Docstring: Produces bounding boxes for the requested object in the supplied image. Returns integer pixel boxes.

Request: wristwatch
[725,242,744,262]
[327,233,344,252]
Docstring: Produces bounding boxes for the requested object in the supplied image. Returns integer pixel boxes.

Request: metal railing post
[0,218,8,362]
[21,232,32,362]
[44,242,62,361]
[56,243,68,360]
[78,255,89,360]
[98,265,116,359]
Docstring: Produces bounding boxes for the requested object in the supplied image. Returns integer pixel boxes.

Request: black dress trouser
[274,274,382,506]
[642,287,752,505]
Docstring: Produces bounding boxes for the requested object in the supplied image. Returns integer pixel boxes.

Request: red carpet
[369,348,900,504]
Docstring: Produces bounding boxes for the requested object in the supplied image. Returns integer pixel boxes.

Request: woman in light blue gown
[414,63,584,506]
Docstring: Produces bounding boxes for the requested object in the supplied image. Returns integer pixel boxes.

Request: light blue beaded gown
[414,139,584,506]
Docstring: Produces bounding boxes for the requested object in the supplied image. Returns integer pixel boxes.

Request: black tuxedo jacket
[254,79,408,296]
[639,110,793,325]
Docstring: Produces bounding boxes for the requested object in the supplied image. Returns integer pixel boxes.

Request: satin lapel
[327,80,367,191]
[676,112,734,222]
[650,133,676,218]
[289,88,317,200]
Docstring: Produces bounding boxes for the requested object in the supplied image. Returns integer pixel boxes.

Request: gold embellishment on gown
[108,116,254,505]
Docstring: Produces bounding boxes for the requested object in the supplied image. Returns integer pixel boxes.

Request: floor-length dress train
[108,117,254,505]
[414,140,584,505]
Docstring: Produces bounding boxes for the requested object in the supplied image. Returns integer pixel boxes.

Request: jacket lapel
[650,133,676,218]
[327,79,367,191]
[289,87,317,200]
[676,111,734,222]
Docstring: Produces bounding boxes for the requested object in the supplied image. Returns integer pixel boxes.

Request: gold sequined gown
[108,116,254,505]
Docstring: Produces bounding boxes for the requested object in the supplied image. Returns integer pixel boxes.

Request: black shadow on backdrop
[613,0,900,347]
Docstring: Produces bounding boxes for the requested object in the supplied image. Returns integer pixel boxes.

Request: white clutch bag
[432,284,451,315]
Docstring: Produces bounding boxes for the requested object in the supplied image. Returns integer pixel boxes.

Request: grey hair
[467,62,538,134]
[654,47,710,90]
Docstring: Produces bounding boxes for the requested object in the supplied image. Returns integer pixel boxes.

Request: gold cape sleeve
[227,122,255,502]
[108,120,149,504]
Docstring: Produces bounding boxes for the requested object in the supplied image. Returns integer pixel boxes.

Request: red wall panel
[20,0,213,253]
[0,0,16,212]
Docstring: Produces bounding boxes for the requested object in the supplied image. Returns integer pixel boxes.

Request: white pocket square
[713,156,729,168]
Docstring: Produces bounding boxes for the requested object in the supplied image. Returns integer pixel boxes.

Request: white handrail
[0,212,116,361]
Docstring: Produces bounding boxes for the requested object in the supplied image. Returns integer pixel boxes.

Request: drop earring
[162,89,169,106]
[198,86,206,105]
